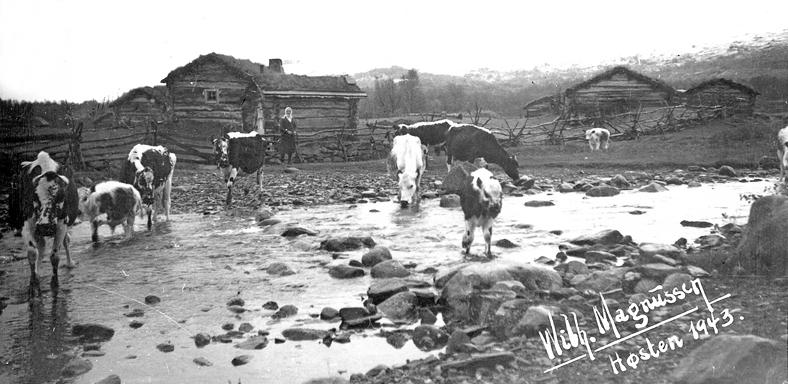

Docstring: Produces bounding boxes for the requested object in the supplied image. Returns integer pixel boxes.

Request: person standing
[279,107,297,164]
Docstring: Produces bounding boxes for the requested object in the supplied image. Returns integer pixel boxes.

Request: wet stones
[255,207,275,222]
[585,185,620,197]
[238,323,254,333]
[129,320,144,329]
[227,305,246,314]
[573,269,625,292]
[680,220,713,228]
[72,324,115,342]
[413,325,449,351]
[570,229,624,246]
[124,308,144,318]
[320,307,340,320]
[361,246,392,267]
[377,291,418,321]
[516,304,561,337]
[609,174,630,189]
[281,227,317,237]
[735,195,788,276]
[639,182,668,193]
[635,263,684,280]
[367,279,409,304]
[94,375,121,384]
[267,262,296,276]
[557,182,575,192]
[582,250,618,263]
[329,264,365,279]
[272,304,298,319]
[523,200,554,207]
[624,171,651,181]
[193,357,213,367]
[231,355,252,366]
[194,333,211,348]
[61,357,93,377]
[282,328,330,341]
[494,238,518,248]
[417,308,437,325]
[144,295,161,305]
[718,165,737,177]
[371,260,410,278]
[235,335,269,349]
[446,330,474,354]
[439,194,461,208]
[319,236,376,252]
[262,301,279,310]
[222,323,235,331]
[226,297,245,307]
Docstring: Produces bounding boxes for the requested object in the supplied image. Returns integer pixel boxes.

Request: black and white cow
[14,152,80,296]
[459,168,502,258]
[585,128,611,151]
[120,144,176,230]
[445,124,520,180]
[211,131,268,205]
[386,134,425,208]
[78,181,142,243]
[778,126,788,183]
[394,119,456,168]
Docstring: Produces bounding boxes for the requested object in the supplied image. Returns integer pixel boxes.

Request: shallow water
[0,179,773,384]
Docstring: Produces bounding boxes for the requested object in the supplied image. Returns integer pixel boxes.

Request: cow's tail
[132,188,144,218]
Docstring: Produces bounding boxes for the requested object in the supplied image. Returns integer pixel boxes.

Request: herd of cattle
[8,119,788,297]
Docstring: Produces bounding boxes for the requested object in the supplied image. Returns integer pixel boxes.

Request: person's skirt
[279,133,296,154]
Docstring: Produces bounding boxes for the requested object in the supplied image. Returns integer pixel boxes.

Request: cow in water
[386,134,426,208]
[445,124,520,181]
[78,181,142,243]
[211,131,267,205]
[585,128,611,151]
[778,126,788,183]
[120,144,176,229]
[394,119,456,168]
[12,152,80,296]
[460,168,502,258]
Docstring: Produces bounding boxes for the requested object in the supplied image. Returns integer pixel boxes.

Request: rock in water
[144,295,161,305]
[734,195,788,276]
[320,307,339,320]
[639,182,668,193]
[671,334,787,384]
[569,229,623,246]
[194,333,211,348]
[319,237,376,252]
[494,238,519,248]
[361,247,392,267]
[371,260,410,278]
[193,357,213,367]
[609,174,630,189]
[680,220,713,228]
[281,227,317,237]
[235,335,269,349]
[94,375,121,384]
[156,342,174,352]
[439,194,461,208]
[271,304,298,319]
[329,265,365,279]
[585,185,620,197]
[61,357,93,377]
[72,324,115,342]
[412,325,449,351]
[367,279,409,305]
[523,200,554,207]
[718,165,737,177]
[267,262,296,276]
[231,355,252,366]
[281,328,329,341]
[377,291,418,321]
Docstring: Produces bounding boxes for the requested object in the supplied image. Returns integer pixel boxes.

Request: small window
[205,89,218,103]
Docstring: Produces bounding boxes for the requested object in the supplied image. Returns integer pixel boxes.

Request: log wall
[568,73,671,114]
[684,85,755,115]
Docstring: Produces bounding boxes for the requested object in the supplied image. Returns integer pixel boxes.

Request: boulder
[734,195,788,276]
[72,324,114,342]
[417,308,437,325]
[194,333,211,348]
[281,328,329,341]
[638,243,684,260]
[469,289,518,327]
[671,334,787,384]
[663,273,693,289]
[718,165,737,177]
[515,305,560,337]
[231,355,252,366]
[446,330,474,354]
[695,234,725,248]
[377,291,418,321]
[94,375,121,384]
[573,269,625,292]
[623,171,650,181]
[319,237,376,252]
[582,250,618,263]
[281,227,317,237]
[609,174,630,189]
[554,260,589,275]
[371,260,410,278]
[557,183,575,193]
[585,185,620,197]
[494,238,519,248]
[267,262,295,276]
[639,183,668,193]
[361,247,392,267]
[320,307,339,321]
[443,162,478,193]
[570,229,624,246]
[635,263,683,279]
[491,280,526,294]
[489,298,531,339]
[271,304,298,319]
[367,279,409,304]
[329,265,365,279]
[439,194,462,208]
[235,335,269,349]
[524,200,555,207]
[61,357,93,377]
[412,325,449,351]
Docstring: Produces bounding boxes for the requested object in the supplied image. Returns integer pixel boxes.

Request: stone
[267,262,296,276]
[695,234,725,248]
[94,375,121,384]
[361,247,392,267]
[61,357,93,377]
[282,328,329,341]
[371,260,410,278]
[124,308,144,317]
[342,313,383,328]
[489,299,531,339]
[638,243,684,260]
[226,297,245,307]
[262,301,278,310]
[320,237,375,252]
[494,238,519,248]
[281,227,317,237]
[663,273,693,289]
[446,330,474,354]
[231,355,252,366]
[417,308,437,325]
[72,324,115,342]
[235,335,269,349]
[639,182,669,193]
[320,307,339,320]
[238,323,254,333]
[271,304,298,319]
[367,279,409,304]
[440,193,462,208]
[634,279,659,294]
[329,265,365,279]
[624,171,650,181]
[609,174,630,189]
[129,320,144,329]
[554,260,589,275]
[735,195,788,276]
[574,269,624,292]
[377,291,418,321]
[339,307,370,322]
[255,207,275,222]
[524,200,555,207]
[515,305,560,336]
[718,165,737,177]
[443,162,479,193]
[227,305,246,314]
[193,357,213,367]
[194,333,211,348]
[283,167,300,174]
[144,295,161,305]
[683,265,710,278]
[570,229,624,246]
[258,218,282,227]
[585,185,620,197]
[156,342,174,352]
[557,183,575,192]
[491,280,526,294]
[412,325,449,351]
[221,323,234,331]
[687,181,702,188]
[582,250,618,263]
[366,364,389,377]
[671,334,787,384]
[439,352,515,371]
[635,263,683,279]
[680,220,713,228]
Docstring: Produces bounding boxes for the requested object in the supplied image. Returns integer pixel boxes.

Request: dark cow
[14,152,80,296]
[120,144,176,230]
[211,131,267,205]
[394,119,456,167]
[459,168,503,258]
[78,181,142,243]
[445,124,519,180]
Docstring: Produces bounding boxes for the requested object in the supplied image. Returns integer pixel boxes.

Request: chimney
[268,59,283,74]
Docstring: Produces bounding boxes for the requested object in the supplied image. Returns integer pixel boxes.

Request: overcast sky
[1,0,786,102]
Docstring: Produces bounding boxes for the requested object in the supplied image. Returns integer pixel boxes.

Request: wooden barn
[522,95,561,117]
[160,53,366,138]
[107,86,170,126]
[681,78,758,115]
[564,66,675,116]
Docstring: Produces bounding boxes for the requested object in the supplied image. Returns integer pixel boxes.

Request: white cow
[78,181,143,243]
[585,128,611,151]
[778,126,788,183]
[459,168,503,258]
[387,134,425,208]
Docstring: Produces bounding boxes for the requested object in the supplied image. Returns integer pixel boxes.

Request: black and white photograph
[1,1,787,383]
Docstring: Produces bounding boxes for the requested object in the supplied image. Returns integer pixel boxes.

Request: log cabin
[564,66,675,117]
[681,78,758,115]
[108,86,170,126]
[522,94,562,117]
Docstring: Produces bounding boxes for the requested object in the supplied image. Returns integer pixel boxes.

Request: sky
[0,0,786,102]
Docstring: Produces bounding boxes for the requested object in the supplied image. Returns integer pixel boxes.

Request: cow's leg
[163,174,173,221]
[146,207,153,231]
[24,222,43,297]
[482,218,494,258]
[461,219,475,255]
[446,153,453,173]
[225,167,237,206]
[50,224,66,288]
[62,232,75,268]
[256,167,264,192]
[124,215,135,241]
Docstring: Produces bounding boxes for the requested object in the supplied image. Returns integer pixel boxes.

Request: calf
[585,128,611,151]
[459,168,502,258]
[445,124,519,180]
[386,134,425,208]
[778,126,788,182]
[211,131,267,205]
[15,152,79,296]
[120,144,176,229]
[78,181,142,243]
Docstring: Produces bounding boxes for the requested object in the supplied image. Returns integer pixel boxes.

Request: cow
[120,144,176,230]
[14,152,80,296]
[585,128,611,151]
[394,119,456,168]
[77,181,143,243]
[386,134,426,208]
[211,131,267,205]
[778,126,788,183]
[459,168,502,258]
[445,124,519,181]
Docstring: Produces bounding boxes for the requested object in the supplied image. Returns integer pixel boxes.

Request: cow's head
[471,171,502,216]
[31,171,69,236]
[212,137,230,168]
[393,124,409,136]
[133,167,156,206]
[397,168,420,208]
[501,154,519,181]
